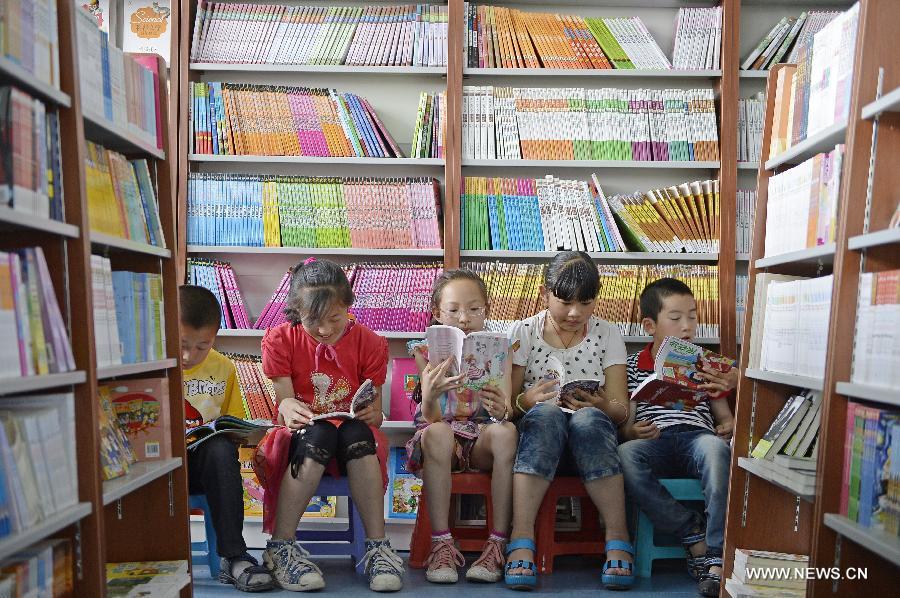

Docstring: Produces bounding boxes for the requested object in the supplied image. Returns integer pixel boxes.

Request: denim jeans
[514,402,621,482]
[618,424,731,555]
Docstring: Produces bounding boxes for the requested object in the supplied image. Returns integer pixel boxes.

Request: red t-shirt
[261,320,388,415]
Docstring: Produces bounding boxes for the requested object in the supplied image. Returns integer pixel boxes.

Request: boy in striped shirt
[618,278,736,597]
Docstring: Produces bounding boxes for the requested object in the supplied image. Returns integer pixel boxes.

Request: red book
[389,357,419,421]
[103,377,172,461]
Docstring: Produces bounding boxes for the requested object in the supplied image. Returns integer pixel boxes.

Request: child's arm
[411,345,466,423]
[619,401,661,442]
[709,399,734,440]
[353,386,385,428]
[509,363,559,420]
[696,361,740,395]
[271,376,314,430]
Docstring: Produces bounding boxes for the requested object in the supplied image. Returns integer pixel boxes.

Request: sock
[366,537,390,545]
[431,529,452,542]
[488,530,508,543]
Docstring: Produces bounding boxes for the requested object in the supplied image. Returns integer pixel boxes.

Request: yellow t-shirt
[183,348,246,426]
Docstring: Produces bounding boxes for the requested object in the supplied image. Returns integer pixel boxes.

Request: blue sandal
[504,538,538,591]
[601,539,635,590]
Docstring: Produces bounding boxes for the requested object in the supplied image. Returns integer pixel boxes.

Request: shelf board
[217,329,425,340]
[187,246,443,257]
[91,232,172,258]
[464,68,721,78]
[188,154,444,167]
[847,227,900,251]
[481,0,719,6]
[737,162,760,170]
[0,371,87,396]
[381,421,415,432]
[0,502,92,561]
[764,119,847,170]
[737,457,815,503]
[460,250,719,262]
[97,359,178,380]
[835,382,900,407]
[462,159,721,169]
[861,85,900,120]
[0,205,80,238]
[739,70,770,79]
[0,56,71,107]
[82,110,164,160]
[190,63,445,75]
[745,368,824,391]
[102,458,183,506]
[736,253,751,261]
[823,514,900,567]
[624,336,720,345]
[755,243,835,269]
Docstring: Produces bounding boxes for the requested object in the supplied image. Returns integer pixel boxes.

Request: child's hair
[179,285,221,330]
[639,277,695,321]
[544,251,599,302]
[429,268,488,324]
[284,258,355,325]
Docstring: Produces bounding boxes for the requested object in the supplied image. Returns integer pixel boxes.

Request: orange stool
[535,477,605,573]
[409,472,493,568]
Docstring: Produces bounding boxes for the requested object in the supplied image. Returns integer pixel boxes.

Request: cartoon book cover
[122,0,171,63]
[104,377,171,461]
[386,447,422,519]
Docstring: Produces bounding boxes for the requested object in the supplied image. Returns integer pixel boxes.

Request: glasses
[439,306,487,321]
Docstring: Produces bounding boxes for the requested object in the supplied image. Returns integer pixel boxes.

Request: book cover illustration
[105,378,172,461]
[386,447,422,519]
[389,357,419,421]
[310,379,377,422]
[123,0,171,63]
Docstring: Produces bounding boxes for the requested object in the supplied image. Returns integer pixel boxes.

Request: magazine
[310,379,377,421]
[630,336,736,411]
[543,355,603,414]
[185,415,275,450]
[385,447,422,519]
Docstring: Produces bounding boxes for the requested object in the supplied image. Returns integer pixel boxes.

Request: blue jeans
[514,402,621,482]
[618,424,731,555]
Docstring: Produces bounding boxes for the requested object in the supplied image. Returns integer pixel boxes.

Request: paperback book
[311,379,377,421]
[185,415,276,451]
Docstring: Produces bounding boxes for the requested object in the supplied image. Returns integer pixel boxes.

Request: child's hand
[480,384,508,420]
[354,403,383,427]
[564,387,603,411]
[279,397,314,430]
[715,420,734,440]
[522,378,559,410]
[697,363,739,395]
[626,420,660,441]
[421,357,465,401]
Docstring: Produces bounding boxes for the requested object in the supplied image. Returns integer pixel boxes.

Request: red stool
[409,472,493,568]
[534,477,605,573]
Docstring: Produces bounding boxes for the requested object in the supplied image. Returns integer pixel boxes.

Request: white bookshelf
[102,459,183,506]
[217,329,425,340]
[463,68,721,78]
[624,336,720,345]
[0,56,71,107]
[737,162,759,170]
[822,514,900,568]
[755,243,836,269]
[97,359,179,380]
[191,64,446,76]
[738,70,770,79]
[764,119,847,170]
[91,233,172,258]
[0,371,87,396]
[188,246,443,257]
[847,228,900,251]
[745,369,824,392]
[861,85,900,120]
[188,154,444,167]
[737,458,815,503]
[0,205,80,238]
[82,110,165,160]
[460,250,719,262]
[0,503,92,561]
[461,159,721,169]
[835,382,900,408]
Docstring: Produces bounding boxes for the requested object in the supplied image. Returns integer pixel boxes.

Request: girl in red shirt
[259,258,402,593]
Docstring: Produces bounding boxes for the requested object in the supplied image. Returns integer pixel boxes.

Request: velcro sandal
[503,538,538,591]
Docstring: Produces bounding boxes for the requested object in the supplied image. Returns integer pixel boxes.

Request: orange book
[510,10,539,68]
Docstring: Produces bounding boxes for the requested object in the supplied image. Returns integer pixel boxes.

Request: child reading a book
[505,251,635,591]
[179,285,275,593]
[257,258,403,593]
[618,277,737,598]
[406,269,517,584]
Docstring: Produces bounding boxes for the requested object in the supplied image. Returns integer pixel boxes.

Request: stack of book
[671,7,722,70]
[224,353,277,420]
[738,93,764,164]
[462,86,719,162]
[190,3,449,67]
[190,82,405,158]
[767,5,859,157]
[0,394,78,535]
[0,247,76,378]
[253,271,292,331]
[74,7,160,147]
[852,269,900,389]
[749,275,833,378]
[726,550,808,598]
[85,141,165,246]
[347,263,443,332]
[187,174,442,249]
[0,87,64,220]
[751,390,822,477]
[841,402,899,534]
[106,560,190,597]
[0,539,72,596]
[741,10,840,71]
[96,383,137,480]
[0,0,61,89]
[737,275,749,341]
[736,190,756,255]
[764,146,843,258]
[186,259,251,329]
[411,92,445,159]
[90,256,167,368]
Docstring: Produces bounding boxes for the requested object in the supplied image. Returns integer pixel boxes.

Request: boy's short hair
[179,285,221,330]
[640,278,695,321]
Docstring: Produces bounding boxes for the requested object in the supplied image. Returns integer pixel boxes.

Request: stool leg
[204,510,221,579]
[349,499,367,575]
[409,494,431,569]
[535,493,556,574]
[634,511,654,578]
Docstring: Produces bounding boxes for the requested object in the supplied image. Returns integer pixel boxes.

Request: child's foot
[424,537,464,583]
[219,552,276,592]
[698,556,723,597]
[465,536,506,583]
[505,543,535,580]
[362,538,404,592]
[682,527,708,580]
[263,540,325,592]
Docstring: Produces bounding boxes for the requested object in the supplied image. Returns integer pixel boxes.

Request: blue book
[487,194,500,249]
[386,447,421,519]
[208,84,219,155]
[345,94,382,158]
[497,190,509,250]
[858,409,879,527]
[100,32,113,121]
[111,271,135,364]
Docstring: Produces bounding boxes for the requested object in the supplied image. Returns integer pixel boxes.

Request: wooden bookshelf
[462,68,723,78]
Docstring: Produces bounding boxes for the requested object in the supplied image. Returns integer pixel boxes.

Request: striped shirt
[627,344,715,432]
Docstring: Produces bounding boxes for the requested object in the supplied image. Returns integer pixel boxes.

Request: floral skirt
[405,420,490,474]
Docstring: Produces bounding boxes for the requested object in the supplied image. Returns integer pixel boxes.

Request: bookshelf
[723,1,900,595]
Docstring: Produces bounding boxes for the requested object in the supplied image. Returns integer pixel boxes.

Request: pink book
[214,264,235,329]
[839,401,858,516]
[360,97,404,158]
[33,247,75,372]
[389,357,419,421]
[129,54,163,150]
[223,263,251,328]
[254,271,290,329]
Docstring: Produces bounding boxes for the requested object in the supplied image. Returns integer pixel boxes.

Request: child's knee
[200,435,239,462]
[421,422,454,457]
[488,422,518,459]
[336,419,377,463]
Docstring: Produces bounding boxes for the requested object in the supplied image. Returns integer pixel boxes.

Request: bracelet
[609,398,629,427]
[515,392,528,415]
[491,405,510,424]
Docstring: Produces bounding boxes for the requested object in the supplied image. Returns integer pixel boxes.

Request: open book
[630,336,736,411]
[310,379,377,421]
[543,355,603,414]
[185,416,275,450]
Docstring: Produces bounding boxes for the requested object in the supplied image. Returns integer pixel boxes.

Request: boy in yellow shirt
[180,285,274,592]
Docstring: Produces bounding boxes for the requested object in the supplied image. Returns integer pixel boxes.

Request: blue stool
[189,494,221,579]
[633,478,704,578]
[297,476,367,574]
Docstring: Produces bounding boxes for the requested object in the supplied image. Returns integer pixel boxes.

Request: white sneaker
[263,540,325,592]
[361,538,404,592]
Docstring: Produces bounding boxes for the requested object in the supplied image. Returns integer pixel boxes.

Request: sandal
[601,539,635,591]
[219,552,277,593]
[504,538,538,591]
[681,530,708,581]
[698,556,722,597]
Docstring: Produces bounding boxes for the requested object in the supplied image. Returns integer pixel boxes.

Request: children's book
[304,496,338,518]
[385,447,422,519]
[750,395,809,460]
[630,336,736,411]
[389,358,418,421]
[185,415,275,450]
[542,355,603,414]
[102,377,172,461]
[310,379,377,421]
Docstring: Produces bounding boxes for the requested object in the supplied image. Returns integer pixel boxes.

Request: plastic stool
[297,476,367,574]
[634,478,704,577]
[535,477,605,573]
[409,472,493,568]
[189,494,221,578]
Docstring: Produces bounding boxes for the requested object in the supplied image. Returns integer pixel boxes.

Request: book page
[425,324,465,375]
